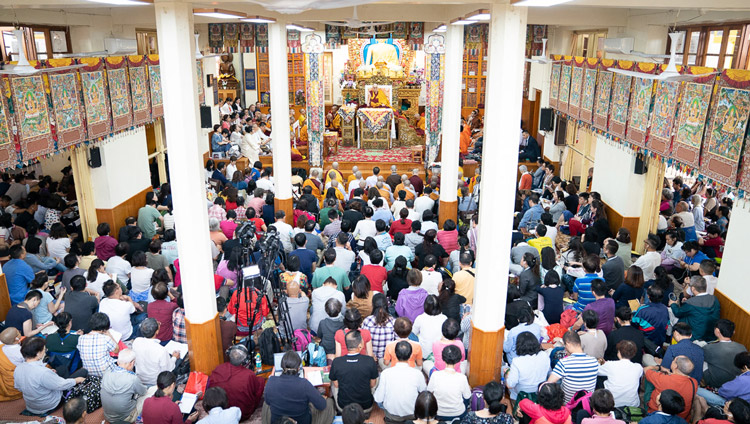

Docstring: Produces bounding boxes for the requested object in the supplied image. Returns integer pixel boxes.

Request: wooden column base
[439,200,458,228]
[274,197,294,225]
[185,314,224,375]
[468,324,505,387]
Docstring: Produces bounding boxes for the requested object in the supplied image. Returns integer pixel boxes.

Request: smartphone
[669,292,677,302]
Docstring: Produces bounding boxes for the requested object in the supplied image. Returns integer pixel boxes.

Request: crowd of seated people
[2,152,746,424]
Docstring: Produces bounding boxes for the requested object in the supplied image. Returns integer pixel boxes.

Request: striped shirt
[572,274,599,312]
[552,352,599,403]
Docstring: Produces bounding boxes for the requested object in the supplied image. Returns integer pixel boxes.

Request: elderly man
[347,166,360,185]
[518,165,532,190]
[376,180,392,204]
[131,318,180,386]
[101,349,150,424]
[386,165,401,191]
[409,168,424,196]
[303,169,324,204]
[673,201,698,241]
[644,355,697,421]
[395,175,416,201]
[324,162,344,185]
[348,170,365,195]
[208,345,265,421]
[670,276,720,341]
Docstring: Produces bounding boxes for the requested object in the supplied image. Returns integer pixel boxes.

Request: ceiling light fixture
[287,24,314,32]
[87,0,152,5]
[433,25,447,33]
[450,17,473,26]
[242,16,277,24]
[466,9,490,21]
[193,8,246,19]
[512,0,573,7]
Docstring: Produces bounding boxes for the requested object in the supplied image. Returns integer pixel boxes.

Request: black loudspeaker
[634,153,648,175]
[539,108,554,131]
[200,105,213,129]
[88,147,102,168]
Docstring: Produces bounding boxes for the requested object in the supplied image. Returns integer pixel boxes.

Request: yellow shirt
[417,116,425,131]
[332,114,342,130]
[528,236,553,255]
[453,268,475,305]
[394,183,415,201]
[324,169,344,185]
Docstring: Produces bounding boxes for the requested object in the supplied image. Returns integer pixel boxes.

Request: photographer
[207,345,265,421]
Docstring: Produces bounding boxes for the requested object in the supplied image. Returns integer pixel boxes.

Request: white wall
[243,52,259,105]
[38,153,72,179]
[590,135,645,216]
[90,127,151,209]
[717,205,750,309]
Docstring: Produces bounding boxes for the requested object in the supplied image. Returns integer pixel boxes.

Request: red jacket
[519,399,572,424]
[208,362,265,421]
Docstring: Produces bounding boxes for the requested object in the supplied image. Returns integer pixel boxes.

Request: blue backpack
[306,342,327,367]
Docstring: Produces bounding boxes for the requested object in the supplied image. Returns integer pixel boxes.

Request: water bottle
[255,352,262,369]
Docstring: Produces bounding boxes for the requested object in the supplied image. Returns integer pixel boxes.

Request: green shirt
[311,265,351,292]
[137,205,161,240]
[319,207,336,231]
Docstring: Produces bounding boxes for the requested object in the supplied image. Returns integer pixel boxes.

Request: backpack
[293,329,313,352]
[614,406,646,423]
[64,376,102,413]
[470,385,485,411]
[565,390,592,416]
[258,328,282,365]
[305,342,327,367]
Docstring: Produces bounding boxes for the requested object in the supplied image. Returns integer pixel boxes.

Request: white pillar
[154,2,217,323]
[438,24,463,226]
[268,20,293,203]
[474,4,528,331]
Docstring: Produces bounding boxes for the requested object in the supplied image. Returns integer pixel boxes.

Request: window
[668,23,749,70]
[572,30,607,58]
[0,25,71,61]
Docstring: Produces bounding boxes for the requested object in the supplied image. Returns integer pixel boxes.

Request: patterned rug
[326,146,417,163]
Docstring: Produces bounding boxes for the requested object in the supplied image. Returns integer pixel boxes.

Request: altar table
[357,108,393,150]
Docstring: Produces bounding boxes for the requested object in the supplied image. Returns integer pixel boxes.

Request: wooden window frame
[669,23,750,70]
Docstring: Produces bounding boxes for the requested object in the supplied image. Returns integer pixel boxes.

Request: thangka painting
[148,61,163,118]
[10,75,56,161]
[608,72,633,139]
[0,79,16,169]
[557,62,572,114]
[567,58,585,119]
[580,59,599,124]
[648,80,681,155]
[626,78,655,147]
[738,132,750,193]
[48,70,86,149]
[671,67,717,167]
[549,62,561,109]
[700,71,750,186]
[106,57,133,132]
[128,56,151,125]
[592,62,615,131]
[197,61,205,105]
[80,70,111,139]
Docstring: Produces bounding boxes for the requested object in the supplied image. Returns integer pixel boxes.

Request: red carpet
[326,147,418,163]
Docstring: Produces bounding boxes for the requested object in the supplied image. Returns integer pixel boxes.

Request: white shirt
[353,219,377,245]
[46,237,70,261]
[407,209,420,222]
[333,246,356,272]
[84,271,111,298]
[309,286,347,333]
[226,163,238,179]
[106,256,132,285]
[256,178,275,193]
[421,221,439,233]
[427,369,472,417]
[420,270,442,296]
[196,407,242,424]
[676,211,695,228]
[633,251,661,281]
[687,275,718,296]
[391,200,407,218]
[99,298,136,341]
[414,196,434,219]
[365,175,379,188]
[129,267,154,294]
[374,363,427,417]
[598,359,643,407]
[132,337,177,386]
[348,179,364,194]
[219,104,233,115]
[506,350,551,398]
[413,313,447,358]
[271,221,295,253]
[2,343,23,366]
[545,225,558,251]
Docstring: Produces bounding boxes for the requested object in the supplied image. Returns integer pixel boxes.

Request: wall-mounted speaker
[88,147,102,168]
[539,108,554,131]
[200,106,213,129]
[634,153,648,175]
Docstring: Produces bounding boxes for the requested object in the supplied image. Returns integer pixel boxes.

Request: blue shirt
[661,338,705,382]
[211,133,224,151]
[372,208,393,225]
[289,248,318,283]
[518,204,544,231]
[4,258,34,305]
[684,251,709,266]
[572,273,599,312]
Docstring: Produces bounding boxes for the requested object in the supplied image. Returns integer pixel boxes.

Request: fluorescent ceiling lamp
[193,8,246,19]
[433,25,447,33]
[512,0,573,6]
[450,18,473,25]
[87,0,151,5]
[243,16,277,23]
[287,24,314,32]
[466,9,490,20]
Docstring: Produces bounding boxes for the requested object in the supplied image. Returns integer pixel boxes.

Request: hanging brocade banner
[647,63,684,156]
[579,58,599,125]
[45,58,87,150]
[700,69,750,187]
[625,62,658,148]
[78,57,113,140]
[567,57,585,119]
[303,34,325,167]
[325,25,342,48]
[407,22,424,51]
[670,66,717,167]
[105,56,134,132]
[208,23,223,53]
[146,55,163,118]
[10,73,56,162]
[424,34,445,165]
[255,24,269,53]
[608,60,634,139]
[240,23,255,53]
[128,55,152,125]
[0,78,17,169]
[592,59,615,131]
[392,22,407,39]
[288,30,301,53]
[223,23,239,53]
[557,58,573,114]
[464,24,482,56]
